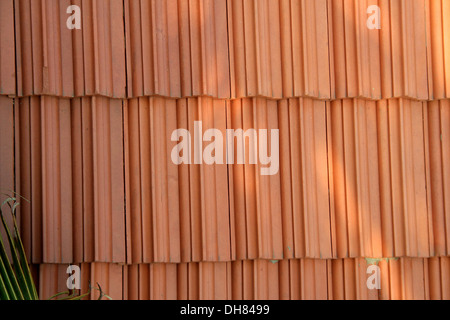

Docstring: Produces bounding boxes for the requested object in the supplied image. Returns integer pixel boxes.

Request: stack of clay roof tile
[0,0,449,300]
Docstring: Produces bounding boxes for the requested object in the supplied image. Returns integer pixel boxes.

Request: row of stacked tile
[36,257,450,300]
[1,96,449,264]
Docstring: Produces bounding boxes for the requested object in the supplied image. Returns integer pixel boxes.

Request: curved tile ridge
[13,96,450,264]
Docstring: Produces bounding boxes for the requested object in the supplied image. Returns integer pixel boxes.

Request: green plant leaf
[0,208,23,300]
[0,252,16,300]
[47,291,72,300]
[11,203,38,299]
[0,271,11,300]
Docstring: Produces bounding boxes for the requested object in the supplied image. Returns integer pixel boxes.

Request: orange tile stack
[0,0,449,300]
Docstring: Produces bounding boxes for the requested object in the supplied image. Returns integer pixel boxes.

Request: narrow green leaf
[0,201,32,300]
[1,197,15,209]
[95,283,112,300]
[0,252,17,300]
[68,291,91,301]
[47,291,71,300]
[100,294,113,300]
[0,271,11,300]
[11,203,39,299]
[58,292,80,301]
[0,208,24,300]
[4,191,30,203]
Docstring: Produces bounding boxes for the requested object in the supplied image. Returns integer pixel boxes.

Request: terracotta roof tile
[228,0,331,99]
[125,97,232,263]
[427,0,450,99]
[329,98,433,258]
[0,0,15,95]
[427,99,450,255]
[8,0,450,100]
[14,0,126,98]
[125,0,230,99]
[16,96,126,264]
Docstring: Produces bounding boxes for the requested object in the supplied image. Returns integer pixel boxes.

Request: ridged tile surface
[36,257,450,300]
[16,96,126,264]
